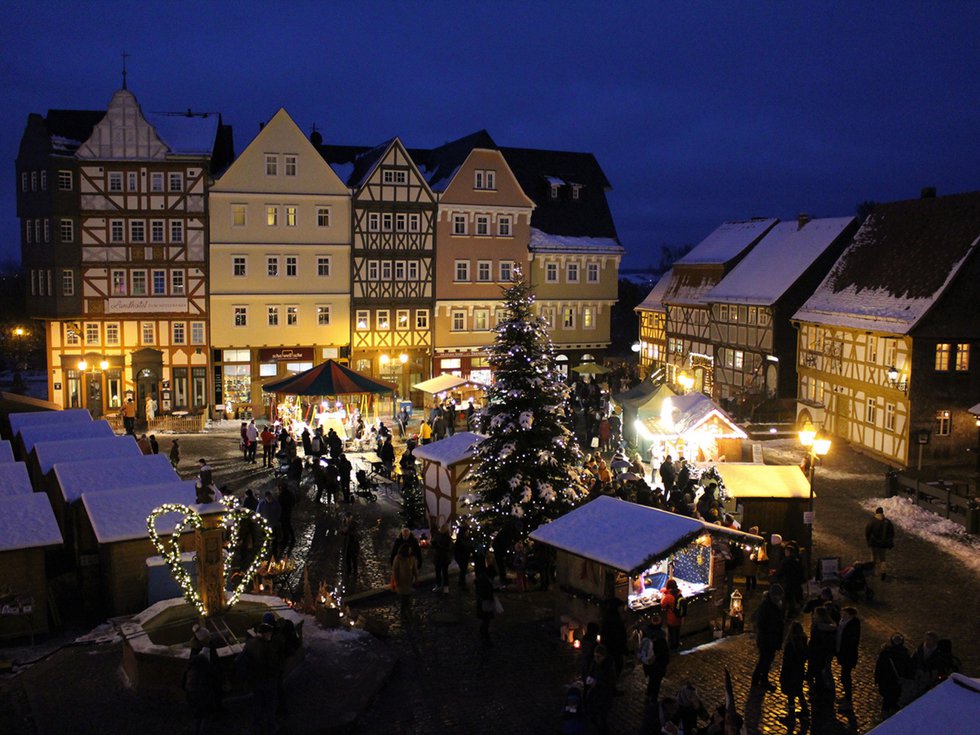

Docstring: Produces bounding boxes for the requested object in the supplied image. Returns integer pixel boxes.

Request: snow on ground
[862,496,980,575]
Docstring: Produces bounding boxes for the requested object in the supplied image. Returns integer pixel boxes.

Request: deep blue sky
[2,2,978,270]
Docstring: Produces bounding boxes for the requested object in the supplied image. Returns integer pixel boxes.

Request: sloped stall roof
[714,464,811,499]
[33,435,141,475]
[412,432,486,466]
[867,674,980,735]
[529,495,761,575]
[794,191,980,334]
[0,440,13,463]
[0,494,63,552]
[19,420,114,454]
[81,481,198,544]
[641,392,747,439]
[675,218,778,266]
[54,454,179,504]
[413,374,486,395]
[0,462,33,497]
[9,408,92,438]
[707,217,856,306]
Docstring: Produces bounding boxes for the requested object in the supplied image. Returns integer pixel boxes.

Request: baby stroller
[273,450,291,480]
[354,469,379,503]
[839,561,876,601]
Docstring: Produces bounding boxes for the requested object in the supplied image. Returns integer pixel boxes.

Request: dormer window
[474,169,496,190]
[550,183,560,199]
[571,184,582,200]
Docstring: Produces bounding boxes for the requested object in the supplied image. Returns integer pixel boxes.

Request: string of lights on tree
[146,496,273,618]
[468,273,587,546]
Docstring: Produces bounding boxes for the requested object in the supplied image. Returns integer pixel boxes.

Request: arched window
[555,353,569,378]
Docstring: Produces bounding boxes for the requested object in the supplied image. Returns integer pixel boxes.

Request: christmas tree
[469,276,587,545]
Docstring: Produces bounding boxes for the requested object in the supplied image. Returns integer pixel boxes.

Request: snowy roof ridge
[0,493,63,552]
[707,217,856,306]
[675,218,778,266]
[33,435,140,475]
[54,454,180,504]
[635,269,673,313]
[0,462,33,497]
[9,408,92,439]
[529,228,623,254]
[19,420,114,454]
[412,432,486,465]
[81,481,198,544]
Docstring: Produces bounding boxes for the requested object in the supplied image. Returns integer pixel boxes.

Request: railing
[104,409,209,434]
[887,472,979,532]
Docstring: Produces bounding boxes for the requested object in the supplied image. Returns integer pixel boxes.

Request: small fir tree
[400,477,426,529]
[469,276,586,545]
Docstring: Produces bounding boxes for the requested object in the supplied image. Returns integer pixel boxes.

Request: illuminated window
[582,306,595,329]
[267,206,278,226]
[935,410,951,436]
[111,270,126,295]
[141,322,154,344]
[377,310,390,331]
[172,322,186,344]
[396,309,410,330]
[955,343,970,371]
[85,323,100,344]
[734,350,744,370]
[316,305,331,326]
[356,310,370,330]
[66,326,80,346]
[935,343,950,371]
[562,306,575,329]
[105,322,120,345]
[474,309,489,331]
[285,206,297,227]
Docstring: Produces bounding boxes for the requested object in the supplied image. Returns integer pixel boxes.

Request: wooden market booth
[4,407,92,445]
[0,475,63,639]
[412,374,487,420]
[76,482,197,616]
[412,431,485,527]
[16,420,114,465]
[635,391,747,464]
[714,464,813,545]
[529,495,763,633]
[29,435,141,489]
[613,379,676,445]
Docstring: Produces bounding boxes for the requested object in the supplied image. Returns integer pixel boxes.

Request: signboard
[105,297,188,314]
[54,382,62,390]
[917,430,931,445]
[803,511,814,525]
[258,347,314,362]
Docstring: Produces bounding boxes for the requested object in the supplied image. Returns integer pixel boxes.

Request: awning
[529,495,762,576]
[412,374,486,395]
[714,464,812,499]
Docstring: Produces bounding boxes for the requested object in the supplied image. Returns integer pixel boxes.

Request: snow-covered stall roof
[33,435,141,475]
[640,392,747,439]
[634,269,672,314]
[412,374,487,395]
[19,420,114,454]
[970,402,980,415]
[866,674,980,735]
[529,228,623,254]
[80,481,198,544]
[714,464,811,499]
[54,454,179,504]
[707,217,856,306]
[412,432,486,467]
[529,495,762,575]
[0,462,33,497]
[9,408,92,438]
[0,440,13,463]
[675,218,778,266]
[0,494,63,552]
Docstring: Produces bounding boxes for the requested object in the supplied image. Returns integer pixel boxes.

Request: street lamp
[798,422,831,578]
[77,359,88,372]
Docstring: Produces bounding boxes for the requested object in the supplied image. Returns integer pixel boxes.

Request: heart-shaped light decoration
[147,496,273,617]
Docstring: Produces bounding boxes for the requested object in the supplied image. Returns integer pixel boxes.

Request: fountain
[120,501,304,700]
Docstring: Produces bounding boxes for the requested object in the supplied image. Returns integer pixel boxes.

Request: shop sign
[105,297,188,314]
[258,347,314,362]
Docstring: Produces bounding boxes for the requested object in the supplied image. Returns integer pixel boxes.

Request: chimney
[921,186,937,199]
[258,122,264,131]
[797,213,811,230]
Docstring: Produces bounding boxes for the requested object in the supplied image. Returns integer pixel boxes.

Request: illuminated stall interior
[635,391,747,463]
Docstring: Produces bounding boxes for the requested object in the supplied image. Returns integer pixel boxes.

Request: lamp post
[799,423,831,578]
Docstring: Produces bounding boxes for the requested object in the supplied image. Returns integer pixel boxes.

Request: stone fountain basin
[120,594,305,700]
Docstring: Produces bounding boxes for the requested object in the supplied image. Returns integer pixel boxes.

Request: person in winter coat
[675,682,710,735]
[241,622,281,734]
[431,522,454,594]
[865,506,895,580]
[637,616,670,701]
[453,520,473,590]
[599,597,628,678]
[597,417,611,452]
[911,630,955,694]
[378,436,395,476]
[584,644,617,734]
[340,511,359,578]
[390,527,423,569]
[779,621,810,727]
[474,557,495,646]
[183,627,221,734]
[776,542,806,615]
[660,578,684,650]
[260,426,276,468]
[512,540,528,592]
[392,543,418,614]
[659,454,676,495]
[835,606,861,711]
[419,418,433,445]
[168,438,180,469]
[752,584,786,691]
[875,633,912,716]
[807,604,838,692]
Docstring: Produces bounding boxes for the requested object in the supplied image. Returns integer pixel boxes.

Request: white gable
[77,89,169,160]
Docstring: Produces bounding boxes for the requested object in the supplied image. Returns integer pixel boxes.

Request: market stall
[29,435,140,489]
[635,392,746,465]
[0,440,14,463]
[411,432,485,526]
[6,407,92,445]
[16,419,114,463]
[413,374,486,404]
[613,380,676,445]
[866,674,980,735]
[714,463,812,544]
[0,462,33,498]
[529,495,762,632]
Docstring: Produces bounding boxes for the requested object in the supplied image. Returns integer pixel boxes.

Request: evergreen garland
[469,275,587,545]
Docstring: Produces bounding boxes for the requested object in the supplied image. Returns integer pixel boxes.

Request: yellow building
[209,109,351,417]
[635,269,672,380]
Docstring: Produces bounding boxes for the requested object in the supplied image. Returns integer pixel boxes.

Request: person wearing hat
[865,506,895,580]
[242,620,280,732]
[637,616,670,701]
[874,632,911,716]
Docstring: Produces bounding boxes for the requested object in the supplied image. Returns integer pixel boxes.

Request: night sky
[2,2,978,270]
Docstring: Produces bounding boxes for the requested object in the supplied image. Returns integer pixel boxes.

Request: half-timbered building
[706,215,857,404]
[209,109,351,417]
[660,219,777,393]
[794,190,980,468]
[635,268,672,380]
[319,139,437,399]
[17,87,233,417]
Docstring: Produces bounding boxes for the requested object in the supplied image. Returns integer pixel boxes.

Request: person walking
[752,584,786,691]
[419,418,433,445]
[807,604,838,693]
[659,454,675,496]
[340,511,359,579]
[168,438,180,470]
[660,578,684,650]
[431,522,453,594]
[835,606,861,712]
[779,620,810,728]
[392,543,418,615]
[637,616,670,702]
[865,506,895,580]
[241,621,280,734]
[390,527,423,571]
[245,420,259,464]
[260,425,275,468]
[336,452,353,504]
[875,633,912,716]
[120,397,137,435]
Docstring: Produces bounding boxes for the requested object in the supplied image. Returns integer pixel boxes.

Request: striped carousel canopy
[261,359,396,397]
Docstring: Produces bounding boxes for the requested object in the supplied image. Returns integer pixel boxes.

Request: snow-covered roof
[19,420,114,454]
[0,440,13,463]
[0,462,33,497]
[80,481,198,544]
[54,454,179,504]
[529,495,761,575]
[640,393,747,439]
[33,435,141,475]
[0,493,63,552]
[328,161,354,185]
[412,374,487,395]
[707,217,856,306]
[794,192,980,334]
[866,674,980,735]
[146,113,220,156]
[529,228,623,254]
[412,432,486,466]
[635,269,673,313]
[9,408,92,438]
[675,218,778,266]
[969,402,980,415]
[714,464,811,499]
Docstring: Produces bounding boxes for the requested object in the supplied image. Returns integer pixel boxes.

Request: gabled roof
[707,217,856,306]
[0,462,33,497]
[54,454,179,504]
[714,464,811,499]
[81,481,198,544]
[413,130,497,192]
[866,674,980,735]
[412,431,486,466]
[794,191,980,334]
[19,420,114,454]
[635,269,673,313]
[9,408,92,439]
[675,218,778,266]
[0,494,63,552]
[640,392,746,439]
[33,110,106,155]
[499,146,618,240]
[33,435,140,475]
[318,139,394,189]
[0,440,13,463]
[529,228,623,254]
